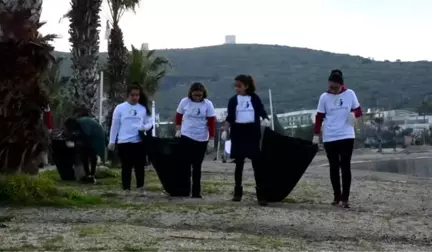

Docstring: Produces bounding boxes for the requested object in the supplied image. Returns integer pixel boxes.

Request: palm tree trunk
[105,24,128,129]
[68,0,102,115]
[0,0,54,174]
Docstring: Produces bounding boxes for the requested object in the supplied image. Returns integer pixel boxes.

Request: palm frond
[122,0,141,12]
[127,45,170,97]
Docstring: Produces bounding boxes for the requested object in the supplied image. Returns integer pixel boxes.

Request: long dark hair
[127,83,151,115]
[328,69,344,85]
[187,82,208,101]
[235,74,256,94]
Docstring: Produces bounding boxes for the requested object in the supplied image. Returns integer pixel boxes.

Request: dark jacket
[76,116,107,161]
[226,93,269,125]
[225,93,269,158]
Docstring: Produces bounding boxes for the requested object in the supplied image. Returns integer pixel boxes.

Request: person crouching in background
[312,69,363,208]
[39,104,53,168]
[108,84,153,196]
[175,82,216,198]
[221,75,271,206]
[73,107,104,183]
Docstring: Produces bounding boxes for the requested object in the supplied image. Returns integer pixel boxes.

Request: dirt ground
[1,151,432,251]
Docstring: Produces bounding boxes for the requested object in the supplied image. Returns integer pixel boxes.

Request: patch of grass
[0,174,104,207]
[118,247,159,252]
[42,235,64,251]
[285,180,323,204]
[123,242,159,251]
[0,244,38,251]
[146,202,229,214]
[76,225,108,237]
[0,215,14,223]
[0,244,107,252]
[95,167,119,179]
[283,197,298,203]
[242,235,306,251]
[244,235,285,249]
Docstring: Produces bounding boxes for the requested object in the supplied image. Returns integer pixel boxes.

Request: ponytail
[234,74,256,94]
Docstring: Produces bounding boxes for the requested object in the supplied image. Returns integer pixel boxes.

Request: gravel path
[1,152,432,251]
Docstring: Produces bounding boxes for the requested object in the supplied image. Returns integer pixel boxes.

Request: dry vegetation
[1,156,432,251]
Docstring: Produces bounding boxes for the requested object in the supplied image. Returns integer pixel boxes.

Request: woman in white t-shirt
[313,70,363,208]
[108,85,153,196]
[221,75,271,206]
[175,82,216,198]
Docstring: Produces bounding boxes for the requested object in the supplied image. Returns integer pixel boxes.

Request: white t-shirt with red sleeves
[316,89,360,143]
[176,97,216,142]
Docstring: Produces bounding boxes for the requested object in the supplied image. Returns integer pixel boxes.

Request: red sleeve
[313,112,325,135]
[175,113,183,126]
[43,111,53,130]
[207,116,216,138]
[352,106,363,118]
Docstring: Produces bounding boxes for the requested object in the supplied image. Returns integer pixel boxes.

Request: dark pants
[234,157,261,187]
[81,144,97,177]
[117,142,145,191]
[180,136,208,196]
[324,138,354,202]
[230,123,262,188]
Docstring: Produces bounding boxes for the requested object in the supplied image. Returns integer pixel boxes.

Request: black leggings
[324,139,354,202]
[234,157,261,188]
[81,145,97,177]
[180,136,208,195]
[117,142,146,190]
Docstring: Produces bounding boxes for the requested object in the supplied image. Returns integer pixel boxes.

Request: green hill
[55,44,432,118]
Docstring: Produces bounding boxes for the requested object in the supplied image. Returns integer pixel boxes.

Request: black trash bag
[258,127,318,202]
[141,133,190,197]
[51,132,76,181]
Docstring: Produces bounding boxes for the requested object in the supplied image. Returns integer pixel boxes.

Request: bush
[0,174,103,206]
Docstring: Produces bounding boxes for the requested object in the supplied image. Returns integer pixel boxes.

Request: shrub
[0,174,103,206]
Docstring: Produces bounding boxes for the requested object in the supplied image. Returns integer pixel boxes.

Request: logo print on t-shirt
[129,109,137,116]
[333,98,343,107]
[239,101,250,109]
[191,107,201,116]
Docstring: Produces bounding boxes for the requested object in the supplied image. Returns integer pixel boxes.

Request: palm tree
[67,0,102,114]
[0,0,55,174]
[128,45,170,99]
[105,0,140,128]
[43,58,73,127]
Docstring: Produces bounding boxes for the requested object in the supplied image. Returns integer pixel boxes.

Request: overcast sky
[40,0,432,61]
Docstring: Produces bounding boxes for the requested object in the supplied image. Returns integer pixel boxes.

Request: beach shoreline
[1,152,431,251]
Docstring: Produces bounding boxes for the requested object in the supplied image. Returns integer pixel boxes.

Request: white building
[373,109,431,131]
[214,108,228,122]
[276,109,316,129]
[224,35,236,44]
[141,43,149,50]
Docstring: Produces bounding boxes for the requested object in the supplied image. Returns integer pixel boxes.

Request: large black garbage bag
[141,134,190,197]
[259,127,318,202]
[51,132,76,181]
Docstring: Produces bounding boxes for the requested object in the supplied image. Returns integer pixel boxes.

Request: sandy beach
[1,150,432,251]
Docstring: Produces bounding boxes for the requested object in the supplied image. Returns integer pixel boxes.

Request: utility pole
[268,89,275,130]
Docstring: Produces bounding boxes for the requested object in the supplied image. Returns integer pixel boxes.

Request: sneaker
[137,187,147,197]
[331,199,340,206]
[232,186,243,202]
[88,176,97,185]
[342,201,351,208]
[331,196,341,206]
[232,195,242,202]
